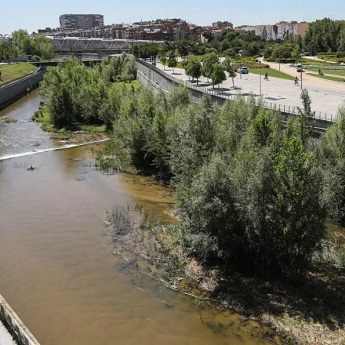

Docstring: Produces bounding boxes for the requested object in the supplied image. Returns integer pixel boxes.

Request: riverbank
[32,104,109,145]
[106,187,284,344]
[107,200,345,345]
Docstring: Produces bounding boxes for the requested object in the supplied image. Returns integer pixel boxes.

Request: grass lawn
[32,105,107,134]
[0,62,37,84]
[112,79,140,91]
[250,68,295,80]
[306,73,345,83]
[306,67,345,77]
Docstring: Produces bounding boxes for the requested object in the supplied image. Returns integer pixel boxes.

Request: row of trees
[304,18,345,54]
[161,51,236,89]
[0,29,54,61]
[206,18,345,58]
[130,18,345,65]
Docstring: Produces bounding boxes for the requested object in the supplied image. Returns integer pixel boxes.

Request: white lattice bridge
[47,36,163,53]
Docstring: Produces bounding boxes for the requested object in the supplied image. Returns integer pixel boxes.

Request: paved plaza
[156,60,345,122]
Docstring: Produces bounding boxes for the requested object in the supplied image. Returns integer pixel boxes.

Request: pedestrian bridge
[47,36,163,53]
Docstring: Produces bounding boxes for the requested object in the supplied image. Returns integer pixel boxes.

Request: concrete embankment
[0,70,43,110]
[0,294,40,345]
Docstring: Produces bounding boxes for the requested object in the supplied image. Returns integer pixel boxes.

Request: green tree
[210,63,226,89]
[175,94,325,280]
[31,35,54,59]
[185,56,201,84]
[272,136,325,279]
[11,29,32,57]
[168,84,190,109]
[167,50,177,74]
[120,55,136,81]
[0,42,13,62]
[169,95,215,184]
[178,154,241,264]
[202,52,219,80]
[304,18,345,54]
[160,53,167,70]
[319,105,345,225]
[223,57,236,87]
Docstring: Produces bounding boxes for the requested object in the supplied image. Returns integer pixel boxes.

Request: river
[0,91,282,345]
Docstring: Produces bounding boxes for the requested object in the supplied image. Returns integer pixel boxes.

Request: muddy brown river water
[0,91,282,344]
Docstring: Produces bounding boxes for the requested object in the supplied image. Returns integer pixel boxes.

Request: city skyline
[1,0,344,35]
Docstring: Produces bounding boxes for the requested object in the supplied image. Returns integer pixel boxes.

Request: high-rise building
[59,14,104,30]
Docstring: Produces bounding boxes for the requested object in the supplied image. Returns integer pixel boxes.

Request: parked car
[237,66,249,74]
[296,64,304,72]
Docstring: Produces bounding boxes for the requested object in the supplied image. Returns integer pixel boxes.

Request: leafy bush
[40,54,137,129]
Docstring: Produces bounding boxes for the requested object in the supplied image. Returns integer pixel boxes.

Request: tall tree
[185,56,201,84]
[167,50,177,74]
[210,63,226,89]
[202,52,219,80]
[223,57,236,87]
[319,105,345,225]
[11,29,31,57]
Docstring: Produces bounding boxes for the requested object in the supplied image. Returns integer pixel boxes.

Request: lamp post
[300,62,303,90]
[279,52,281,71]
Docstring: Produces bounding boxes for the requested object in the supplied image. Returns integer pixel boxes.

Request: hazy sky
[1,0,344,35]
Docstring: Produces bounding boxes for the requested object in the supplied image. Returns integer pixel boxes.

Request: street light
[279,52,281,71]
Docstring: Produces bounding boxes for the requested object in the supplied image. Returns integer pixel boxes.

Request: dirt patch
[50,131,109,146]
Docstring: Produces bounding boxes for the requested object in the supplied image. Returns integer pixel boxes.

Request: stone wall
[0,294,40,345]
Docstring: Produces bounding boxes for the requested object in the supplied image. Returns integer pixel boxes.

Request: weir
[0,295,40,345]
[0,138,109,161]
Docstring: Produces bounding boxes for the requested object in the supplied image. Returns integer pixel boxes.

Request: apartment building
[59,14,104,30]
[212,21,233,30]
[235,21,309,41]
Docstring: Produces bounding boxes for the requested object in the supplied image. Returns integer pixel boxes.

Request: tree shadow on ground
[197,82,212,87]
[214,87,232,92]
[172,72,182,76]
[212,266,345,330]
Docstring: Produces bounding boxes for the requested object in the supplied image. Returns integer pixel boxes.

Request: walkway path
[156,60,345,122]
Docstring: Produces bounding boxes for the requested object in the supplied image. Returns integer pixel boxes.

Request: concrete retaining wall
[0,294,40,345]
[136,59,333,131]
[0,70,43,110]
